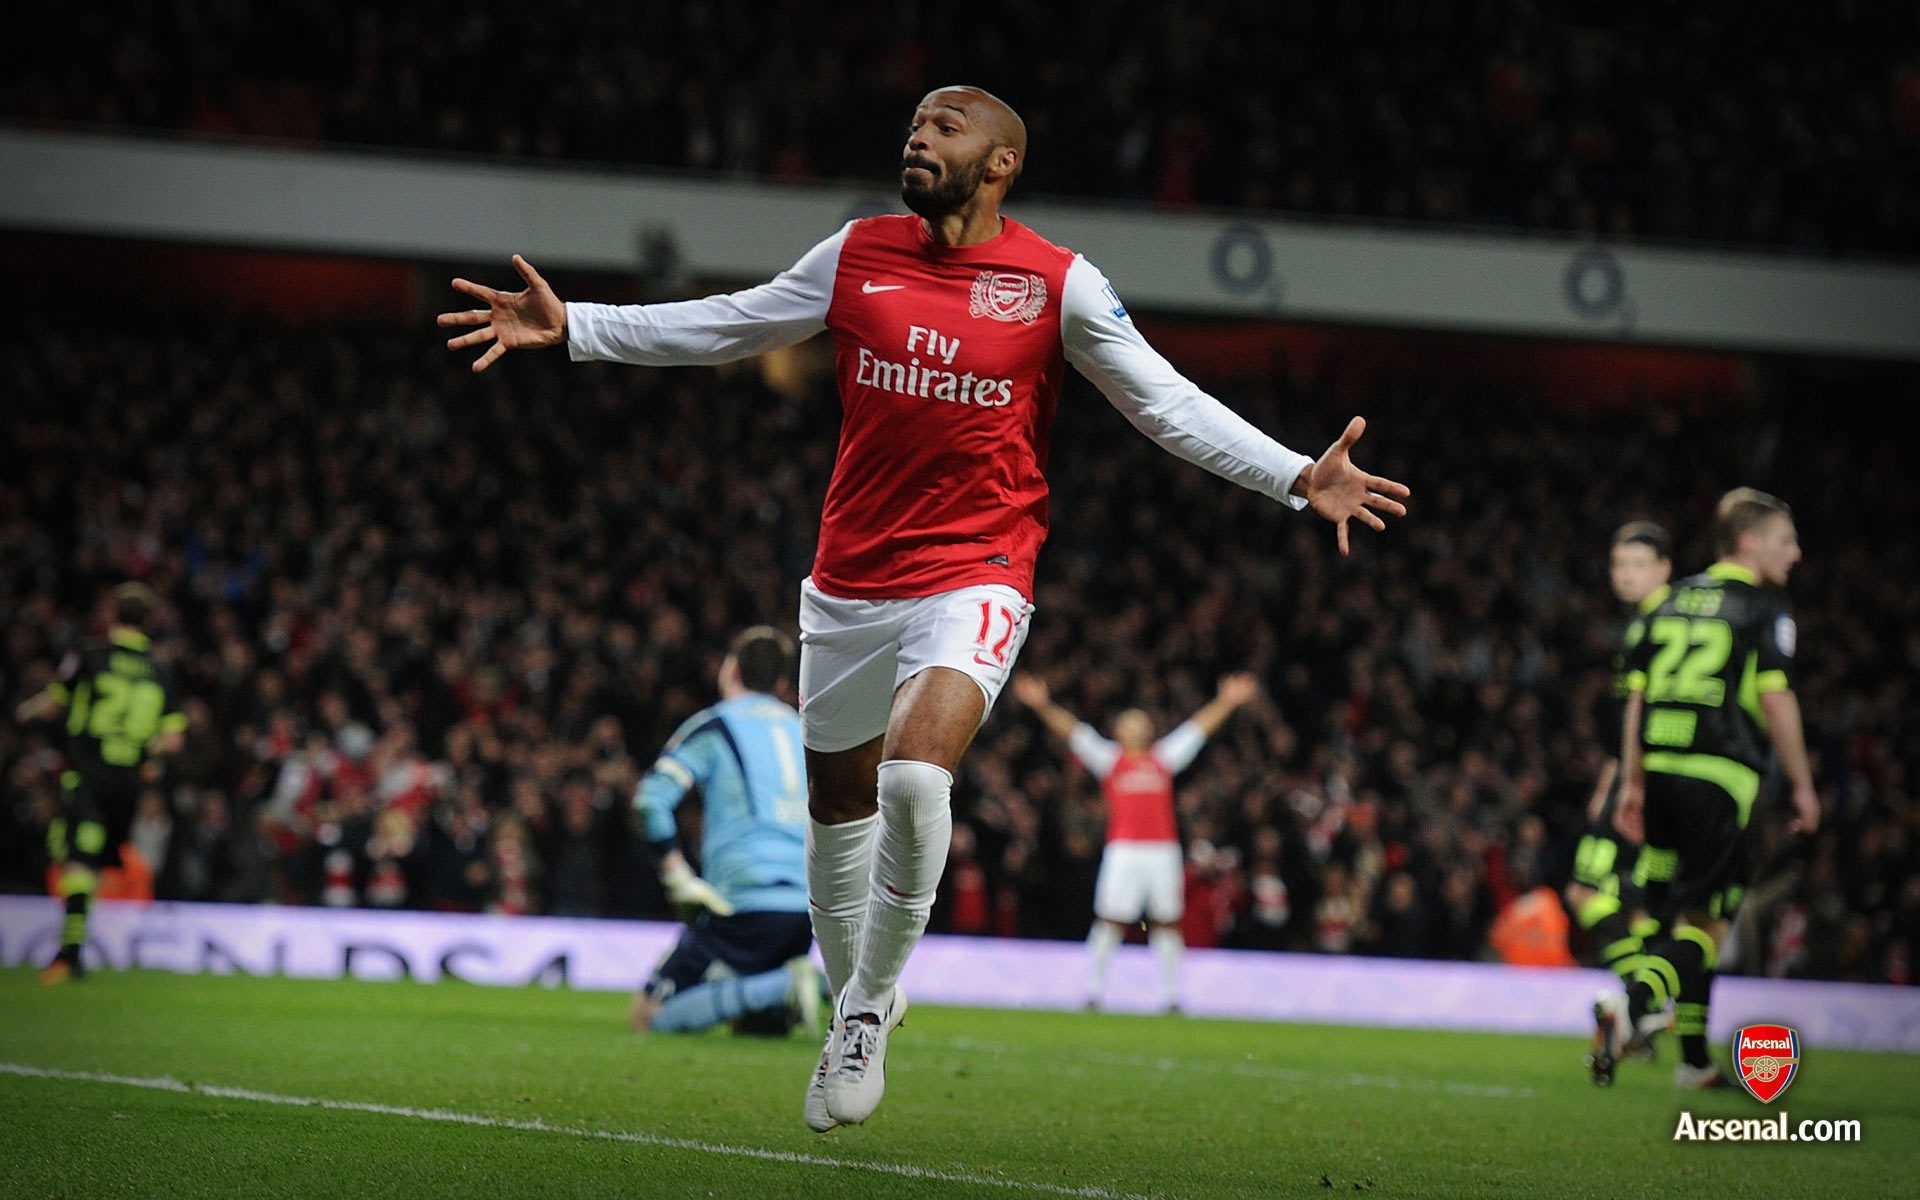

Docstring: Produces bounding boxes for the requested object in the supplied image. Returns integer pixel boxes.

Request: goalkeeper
[629,627,822,1037]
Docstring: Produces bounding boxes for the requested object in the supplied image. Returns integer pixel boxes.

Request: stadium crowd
[1,308,1913,987]
[6,1,1918,257]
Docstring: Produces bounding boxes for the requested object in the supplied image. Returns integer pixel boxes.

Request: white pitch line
[938,1038,1538,1100]
[0,1062,1160,1200]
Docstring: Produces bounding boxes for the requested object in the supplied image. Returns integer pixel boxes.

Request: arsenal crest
[969,271,1048,324]
[1733,1024,1800,1104]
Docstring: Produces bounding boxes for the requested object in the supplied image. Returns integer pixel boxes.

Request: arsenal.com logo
[1733,1024,1800,1104]
[969,271,1048,324]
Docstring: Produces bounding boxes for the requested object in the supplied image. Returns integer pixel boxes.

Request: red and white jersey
[566,214,1312,600]
[1068,720,1207,845]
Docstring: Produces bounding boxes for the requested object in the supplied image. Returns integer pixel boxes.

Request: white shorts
[797,577,1034,753]
[1093,841,1185,925]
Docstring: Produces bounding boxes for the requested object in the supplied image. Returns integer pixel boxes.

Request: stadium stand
[1,301,1911,986]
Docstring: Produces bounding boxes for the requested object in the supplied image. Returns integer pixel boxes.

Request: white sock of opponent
[1086,920,1122,1001]
[1149,926,1184,1009]
[807,812,878,1001]
[843,760,952,1015]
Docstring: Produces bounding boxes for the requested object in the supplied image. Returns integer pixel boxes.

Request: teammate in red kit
[1012,671,1260,1013]
[440,85,1409,1131]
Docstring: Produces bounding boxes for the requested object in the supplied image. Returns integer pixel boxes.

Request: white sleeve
[1065,723,1122,780]
[1061,256,1310,508]
[565,223,847,367]
[1151,720,1207,775]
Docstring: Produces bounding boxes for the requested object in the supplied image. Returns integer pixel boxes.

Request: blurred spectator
[158,788,234,901]
[540,775,609,918]
[129,787,173,884]
[488,815,541,916]
[1314,863,1358,954]
[363,807,421,909]
[1236,825,1292,951]
[1362,871,1429,958]
[1181,837,1243,950]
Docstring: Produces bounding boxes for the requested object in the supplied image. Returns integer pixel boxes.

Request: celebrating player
[1573,521,1673,1084]
[1615,489,1820,1089]
[629,627,823,1042]
[14,583,187,984]
[1012,670,1260,1013]
[441,84,1409,1130]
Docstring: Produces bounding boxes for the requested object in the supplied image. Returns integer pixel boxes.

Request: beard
[900,149,991,219]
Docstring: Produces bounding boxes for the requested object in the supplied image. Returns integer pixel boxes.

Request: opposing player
[441,85,1409,1129]
[1012,671,1259,1013]
[1574,521,1673,1084]
[1616,489,1820,1089]
[13,583,186,984]
[630,627,821,1040]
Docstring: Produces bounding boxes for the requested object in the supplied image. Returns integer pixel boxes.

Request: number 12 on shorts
[974,601,1020,666]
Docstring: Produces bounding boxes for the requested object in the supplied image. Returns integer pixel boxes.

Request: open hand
[1216,672,1260,708]
[1010,673,1050,709]
[1298,416,1410,555]
[438,255,567,373]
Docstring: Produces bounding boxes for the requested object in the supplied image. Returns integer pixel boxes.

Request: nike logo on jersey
[862,281,906,294]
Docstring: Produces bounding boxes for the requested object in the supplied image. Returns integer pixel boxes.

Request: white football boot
[804,1019,839,1133]
[823,986,908,1125]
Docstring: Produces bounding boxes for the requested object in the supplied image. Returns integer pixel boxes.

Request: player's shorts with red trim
[797,576,1033,753]
[1094,841,1185,925]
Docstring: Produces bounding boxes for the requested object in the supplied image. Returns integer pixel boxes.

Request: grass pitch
[0,968,1912,1199]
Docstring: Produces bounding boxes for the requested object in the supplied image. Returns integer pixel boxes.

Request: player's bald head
[1114,708,1154,750]
[920,85,1027,176]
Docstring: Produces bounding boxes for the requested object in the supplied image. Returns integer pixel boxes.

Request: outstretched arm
[1187,672,1260,739]
[440,224,847,373]
[1288,417,1410,557]
[439,254,569,373]
[1062,258,1408,555]
[1012,674,1122,778]
[1153,672,1260,774]
[1011,673,1080,741]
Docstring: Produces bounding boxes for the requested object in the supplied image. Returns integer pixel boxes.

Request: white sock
[1086,921,1122,1000]
[807,812,878,1001]
[1149,927,1184,1008]
[844,760,952,1015]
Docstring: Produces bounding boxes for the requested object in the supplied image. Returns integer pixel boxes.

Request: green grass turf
[0,968,1913,1199]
